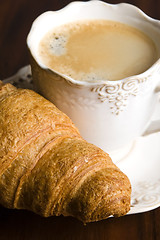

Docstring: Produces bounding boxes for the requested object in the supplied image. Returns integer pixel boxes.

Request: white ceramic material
[27,1,160,159]
[3,65,160,215]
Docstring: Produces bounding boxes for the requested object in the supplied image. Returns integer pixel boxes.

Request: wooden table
[0,0,160,239]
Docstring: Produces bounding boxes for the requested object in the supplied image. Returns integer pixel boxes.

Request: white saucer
[117,133,160,215]
[3,65,160,215]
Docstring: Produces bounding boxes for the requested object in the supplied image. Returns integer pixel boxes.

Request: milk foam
[38,20,158,82]
[48,33,67,56]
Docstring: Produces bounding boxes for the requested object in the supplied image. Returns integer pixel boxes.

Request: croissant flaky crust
[0,81,131,223]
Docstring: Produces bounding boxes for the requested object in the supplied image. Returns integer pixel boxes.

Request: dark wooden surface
[0,0,160,239]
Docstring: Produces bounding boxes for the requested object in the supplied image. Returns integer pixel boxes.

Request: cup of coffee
[27,1,160,162]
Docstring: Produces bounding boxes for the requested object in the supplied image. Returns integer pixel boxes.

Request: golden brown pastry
[0,81,131,223]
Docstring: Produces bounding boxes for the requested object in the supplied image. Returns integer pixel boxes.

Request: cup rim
[27,0,160,86]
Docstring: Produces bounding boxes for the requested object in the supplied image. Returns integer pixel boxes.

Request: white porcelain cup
[27,1,160,162]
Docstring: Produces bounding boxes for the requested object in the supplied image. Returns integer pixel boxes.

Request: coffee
[38,20,158,82]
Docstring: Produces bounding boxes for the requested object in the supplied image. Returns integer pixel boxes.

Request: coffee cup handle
[142,85,160,136]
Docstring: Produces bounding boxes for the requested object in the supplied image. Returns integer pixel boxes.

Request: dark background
[0,0,160,239]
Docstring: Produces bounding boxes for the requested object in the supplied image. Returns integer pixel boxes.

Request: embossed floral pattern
[91,76,152,115]
[3,65,33,89]
[130,179,160,213]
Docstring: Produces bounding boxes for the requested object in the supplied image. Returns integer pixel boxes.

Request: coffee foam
[48,33,67,56]
[38,20,158,82]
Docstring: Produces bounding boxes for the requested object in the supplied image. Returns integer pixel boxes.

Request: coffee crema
[38,20,158,82]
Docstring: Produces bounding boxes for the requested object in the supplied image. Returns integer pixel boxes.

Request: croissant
[0,81,131,223]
